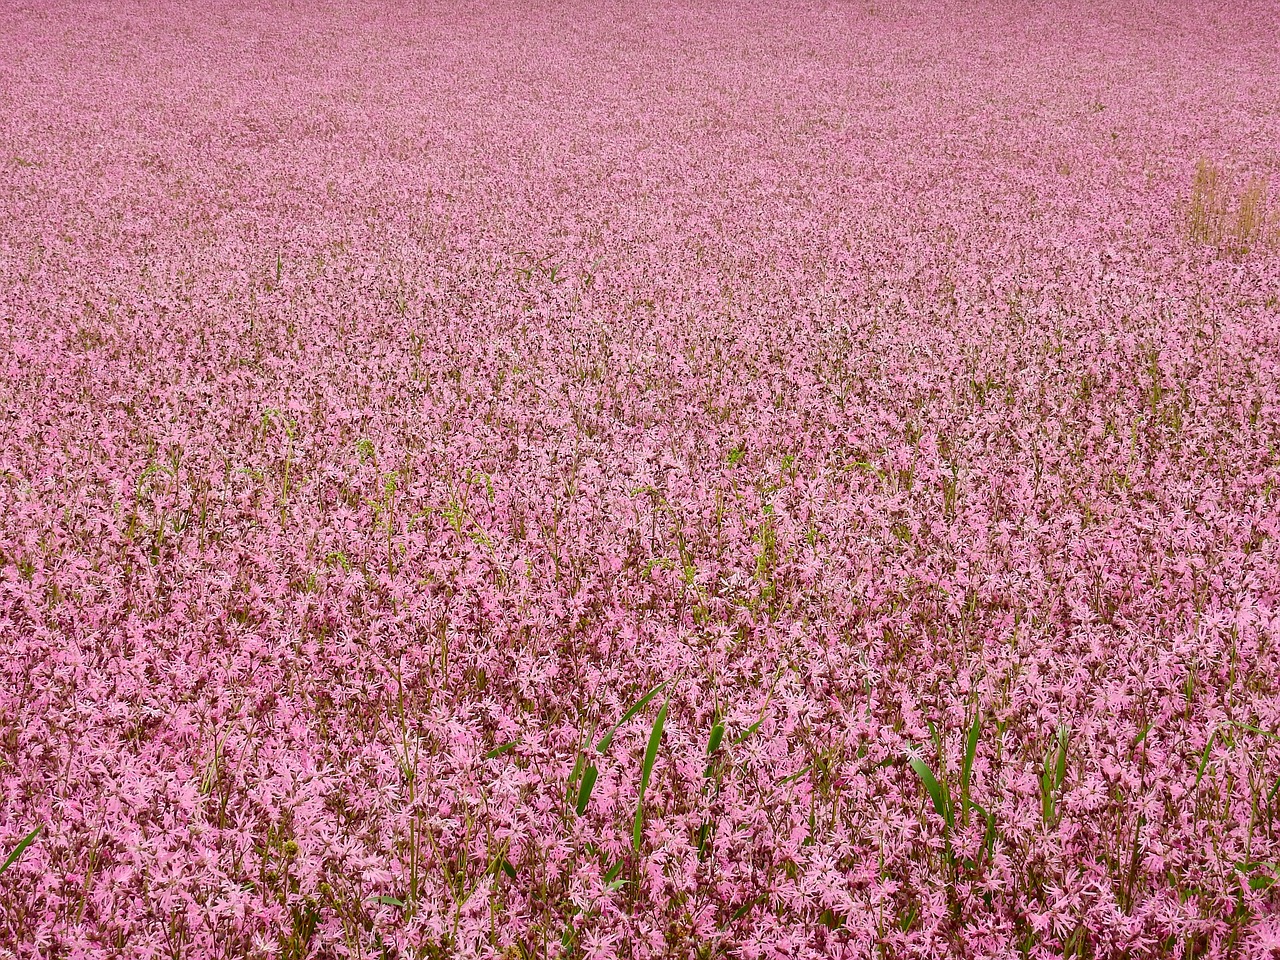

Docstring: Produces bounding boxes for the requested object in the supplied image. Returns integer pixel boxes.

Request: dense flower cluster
[2,1,1280,957]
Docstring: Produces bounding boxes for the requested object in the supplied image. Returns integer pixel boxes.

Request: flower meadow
[3,0,1280,957]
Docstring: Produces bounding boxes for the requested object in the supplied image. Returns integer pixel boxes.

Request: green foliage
[633,696,669,851]
[0,827,40,877]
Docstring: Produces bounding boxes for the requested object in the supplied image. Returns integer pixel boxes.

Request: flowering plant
[2,1,1279,957]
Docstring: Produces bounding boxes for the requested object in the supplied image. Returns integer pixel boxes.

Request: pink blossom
[3,0,1280,956]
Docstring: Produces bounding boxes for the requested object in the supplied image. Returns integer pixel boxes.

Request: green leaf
[1228,721,1280,741]
[732,714,765,746]
[906,749,952,830]
[1235,861,1279,891]
[596,681,668,754]
[781,763,814,785]
[603,859,625,885]
[369,895,405,908]
[484,740,517,760]
[576,765,598,816]
[1194,728,1217,790]
[704,720,726,778]
[1054,725,1069,791]
[1038,725,1069,826]
[633,697,669,851]
[565,721,600,809]
[971,801,998,859]
[898,902,919,932]
[696,820,713,858]
[566,750,586,805]
[731,894,767,922]
[0,827,40,877]
[1131,721,1154,751]
[961,709,980,822]
[707,720,725,756]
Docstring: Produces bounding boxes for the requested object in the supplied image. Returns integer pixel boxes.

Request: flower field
[3,1,1280,956]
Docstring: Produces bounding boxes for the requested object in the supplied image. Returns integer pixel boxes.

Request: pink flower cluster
[2,1,1279,957]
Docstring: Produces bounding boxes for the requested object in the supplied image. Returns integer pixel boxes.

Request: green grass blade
[493,857,517,880]
[731,894,767,922]
[633,697,669,851]
[1194,728,1218,790]
[564,720,599,807]
[705,719,726,778]
[603,859,625,885]
[696,820,712,858]
[961,710,980,822]
[1131,721,1154,752]
[707,720,725,756]
[0,827,40,877]
[732,714,765,746]
[603,855,629,891]
[484,740,517,760]
[1054,725,1069,791]
[1041,744,1056,824]
[597,681,667,754]
[576,765,598,816]
[970,801,997,860]
[1228,721,1280,741]
[780,763,814,785]
[566,750,586,807]
[906,749,952,830]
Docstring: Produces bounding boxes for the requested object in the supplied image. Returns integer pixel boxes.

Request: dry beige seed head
[1188,158,1226,246]
[1233,177,1268,252]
